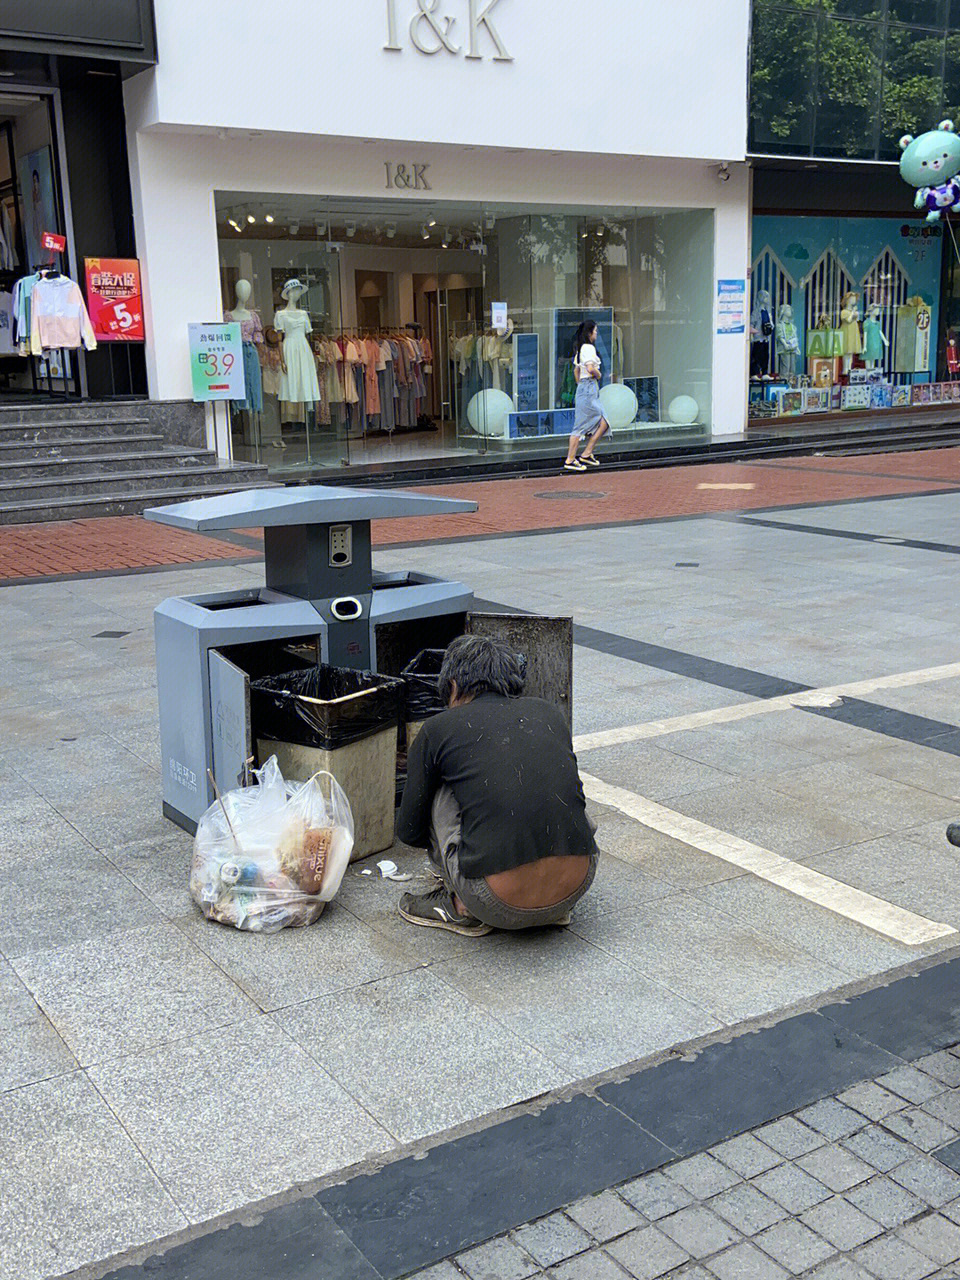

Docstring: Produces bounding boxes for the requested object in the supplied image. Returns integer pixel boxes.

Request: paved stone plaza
[2,459,960,1279]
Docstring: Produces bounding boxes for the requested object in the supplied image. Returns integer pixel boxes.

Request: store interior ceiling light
[386,222,396,238]
[421,224,430,239]
[346,221,356,237]
[246,214,256,224]
[428,218,437,227]
[317,222,327,236]
[289,222,300,235]
[264,214,274,223]
[485,213,496,229]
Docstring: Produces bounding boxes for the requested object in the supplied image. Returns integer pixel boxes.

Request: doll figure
[840,291,863,374]
[775,304,801,378]
[899,120,960,223]
[862,304,889,369]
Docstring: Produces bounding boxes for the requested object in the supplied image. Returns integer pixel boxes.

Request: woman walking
[564,320,609,472]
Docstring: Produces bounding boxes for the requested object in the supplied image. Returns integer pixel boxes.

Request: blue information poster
[513,333,539,412]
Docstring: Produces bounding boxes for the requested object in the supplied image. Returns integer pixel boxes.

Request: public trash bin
[251,666,404,860]
[401,648,446,749]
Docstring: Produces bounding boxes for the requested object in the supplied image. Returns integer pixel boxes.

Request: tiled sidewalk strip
[408,1045,960,1279]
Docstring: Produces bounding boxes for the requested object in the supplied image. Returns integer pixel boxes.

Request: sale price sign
[42,231,66,253]
[85,258,145,342]
[188,323,245,402]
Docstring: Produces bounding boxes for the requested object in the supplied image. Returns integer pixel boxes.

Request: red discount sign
[84,257,145,342]
[41,231,66,253]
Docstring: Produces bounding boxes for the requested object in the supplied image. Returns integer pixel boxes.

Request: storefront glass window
[749,213,947,419]
[215,195,714,476]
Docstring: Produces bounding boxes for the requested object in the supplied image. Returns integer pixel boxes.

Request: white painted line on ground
[573,660,960,754]
[696,482,756,490]
[580,772,958,947]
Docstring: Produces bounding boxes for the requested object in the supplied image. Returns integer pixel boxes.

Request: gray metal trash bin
[145,484,478,832]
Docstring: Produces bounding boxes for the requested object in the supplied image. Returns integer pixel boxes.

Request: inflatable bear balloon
[899,119,960,222]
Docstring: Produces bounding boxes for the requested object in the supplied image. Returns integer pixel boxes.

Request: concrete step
[0,448,217,485]
[0,462,268,506]
[0,433,166,462]
[0,474,273,524]
[0,417,152,444]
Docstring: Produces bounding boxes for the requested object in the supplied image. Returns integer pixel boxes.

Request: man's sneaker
[398,885,492,936]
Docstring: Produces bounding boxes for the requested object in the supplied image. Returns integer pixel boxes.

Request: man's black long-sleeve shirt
[397,693,597,880]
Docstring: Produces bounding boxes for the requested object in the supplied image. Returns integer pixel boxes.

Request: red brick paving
[1,449,959,582]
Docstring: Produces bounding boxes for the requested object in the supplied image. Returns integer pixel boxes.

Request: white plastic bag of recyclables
[189,755,354,933]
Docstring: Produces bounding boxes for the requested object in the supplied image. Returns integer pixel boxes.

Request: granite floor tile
[898,1213,960,1265]
[796,1100,870,1141]
[876,1066,947,1106]
[512,1214,593,1267]
[915,1053,960,1087]
[570,893,848,1025]
[852,1235,937,1280]
[432,927,720,1077]
[177,901,420,1012]
[13,920,256,1066]
[753,1164,832,1214]
[691,876,915,982]
[277,967,567,1143]
[0,955,76,1091]
[0,1072,186,1280]
[754,1216,836,1272]
[838,1081,910,1123]
[796,1144,874,1193]
[709,1134,782,1180]
[575,740,738,802]
[605,1225,691,1279]
[799,1196,884,1250]
[656,1204,741,1259]
[708,1183,787,1236]
[0,840,159,959]
[457,1234,540,1280]
[881,1106,959,1152]
[845,1174,926,1229]
[891,1156,960,1206]
[88,1015,395,1222]
[704,1241,790,1280]
[619,1170,695,1221]
[842,1125,916,1173]
[757,1117,827,1159]
[590,812,742,891]
[565,1191,646,1243]
[664,1153,741,1200]
[550,1248,632,1280]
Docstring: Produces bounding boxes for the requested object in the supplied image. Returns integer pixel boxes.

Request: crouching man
[397,635,599,937]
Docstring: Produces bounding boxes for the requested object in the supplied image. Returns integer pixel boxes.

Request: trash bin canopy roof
[143,484,478,531]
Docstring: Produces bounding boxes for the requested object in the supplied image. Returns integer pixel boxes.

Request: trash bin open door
[466,612,573,731]
[209,650,253,794]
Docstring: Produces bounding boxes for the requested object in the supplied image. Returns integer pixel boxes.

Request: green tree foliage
[750,0,952,158]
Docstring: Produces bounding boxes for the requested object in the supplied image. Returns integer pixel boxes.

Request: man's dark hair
[438,634,525,706]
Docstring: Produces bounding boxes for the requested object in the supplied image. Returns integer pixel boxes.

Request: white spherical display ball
[598,383,639,430]
[667,395,699,425]
[466,389,514,437]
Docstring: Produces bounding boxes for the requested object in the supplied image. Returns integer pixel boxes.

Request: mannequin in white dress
[274,279,320,406]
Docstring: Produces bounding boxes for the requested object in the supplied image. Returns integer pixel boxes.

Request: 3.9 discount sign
[188,323,245,401]
[85,258,144,342]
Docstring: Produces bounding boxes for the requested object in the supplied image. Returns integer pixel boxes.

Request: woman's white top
[575,342,601,375]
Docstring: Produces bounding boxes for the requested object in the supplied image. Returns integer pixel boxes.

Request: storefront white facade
[123,0,752,468]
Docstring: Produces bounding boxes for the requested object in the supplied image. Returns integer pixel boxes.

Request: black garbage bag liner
[400,649,447,721]
[251,665,403,750]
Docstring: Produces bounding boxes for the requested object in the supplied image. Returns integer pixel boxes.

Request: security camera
[718,163,731,182]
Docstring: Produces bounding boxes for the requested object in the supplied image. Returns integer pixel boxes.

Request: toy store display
[189,756,354,933]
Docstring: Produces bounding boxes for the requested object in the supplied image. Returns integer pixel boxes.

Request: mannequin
[862,304,889,370]
[840,291,863,375]
[274,278,320,410]
[775,304,801,378]
[948,330,960,379]
[225,278,264,429]
[750,289,775,378]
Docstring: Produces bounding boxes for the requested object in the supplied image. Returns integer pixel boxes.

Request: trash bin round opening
[331,596,363,621]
